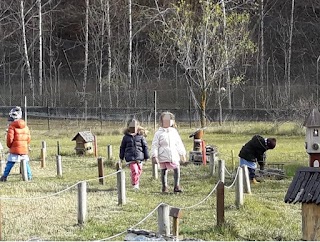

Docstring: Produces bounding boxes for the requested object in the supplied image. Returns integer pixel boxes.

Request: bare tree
[20,0,34,104]
[156,1,254,127]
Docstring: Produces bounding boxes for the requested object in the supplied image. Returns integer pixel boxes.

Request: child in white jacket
[151,112,186,193]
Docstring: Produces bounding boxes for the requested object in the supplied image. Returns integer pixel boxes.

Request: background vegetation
[0,118,309,240]
[0,0,319,118]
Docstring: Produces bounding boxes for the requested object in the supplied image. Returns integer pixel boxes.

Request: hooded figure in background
[238,134,276,184]
[0,106,32,181]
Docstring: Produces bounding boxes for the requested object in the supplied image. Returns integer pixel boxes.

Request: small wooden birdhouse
[285,167,320,241]
[72,131,94,155]
[303,108,320,167]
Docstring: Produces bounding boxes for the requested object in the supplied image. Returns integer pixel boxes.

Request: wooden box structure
[72,131,94,155]
[303,108,320,167]
[285,167,320,240]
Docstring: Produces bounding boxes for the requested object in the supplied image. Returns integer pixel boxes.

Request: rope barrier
[99,202,165,241]
[0,170,121,201]
[224,166,240,189]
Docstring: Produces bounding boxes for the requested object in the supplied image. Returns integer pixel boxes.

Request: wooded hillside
[0,0,319,122]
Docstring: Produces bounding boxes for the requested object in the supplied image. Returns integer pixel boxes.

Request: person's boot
[174,185,182,193]
[0,176,7,182]
[162,186,169,194]
[161,169,168,194]
[250,178,260,184]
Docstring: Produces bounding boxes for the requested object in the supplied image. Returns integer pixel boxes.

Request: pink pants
[129,162,143,186]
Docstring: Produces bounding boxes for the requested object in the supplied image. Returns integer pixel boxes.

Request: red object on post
[202,140,206,165]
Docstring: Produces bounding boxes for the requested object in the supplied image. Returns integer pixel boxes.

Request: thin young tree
[20,0,34,104]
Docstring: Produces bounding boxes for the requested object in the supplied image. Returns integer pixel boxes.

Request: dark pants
[247,167,256,180]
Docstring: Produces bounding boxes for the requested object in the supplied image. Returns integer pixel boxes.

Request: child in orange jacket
[0,106,32,181]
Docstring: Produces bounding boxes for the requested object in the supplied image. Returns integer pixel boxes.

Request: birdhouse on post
[303,108,320,167]
[72,131,94,155]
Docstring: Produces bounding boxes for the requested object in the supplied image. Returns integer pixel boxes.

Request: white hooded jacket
[151,127,186,164]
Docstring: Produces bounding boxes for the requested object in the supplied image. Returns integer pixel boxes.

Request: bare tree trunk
[287,0,295,101]
[20,0,34,104]
[38,0,43,99]
[221,0,231,109]
[106,0,112,107]
[82,0,89,104]
[98,0,105,108]
[128,0,132,87]
[260,0,264,87]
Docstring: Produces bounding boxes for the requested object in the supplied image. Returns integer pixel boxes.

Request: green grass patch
[0,119,309,240]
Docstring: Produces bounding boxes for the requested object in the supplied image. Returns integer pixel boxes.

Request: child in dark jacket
[239,134,276,184]
[119,119,149,190]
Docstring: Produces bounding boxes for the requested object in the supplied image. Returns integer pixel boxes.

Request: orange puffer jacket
[7,119,31,155]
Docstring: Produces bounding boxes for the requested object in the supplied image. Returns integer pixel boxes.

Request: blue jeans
[3,161,32,180]
[240,158,256,180]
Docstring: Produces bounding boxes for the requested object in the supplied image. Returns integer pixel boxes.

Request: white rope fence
[98,163,250,241]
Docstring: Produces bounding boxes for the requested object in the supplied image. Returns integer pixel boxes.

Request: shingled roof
[284,167,320,204]
[72,131,94,142]
[303,108,320,128]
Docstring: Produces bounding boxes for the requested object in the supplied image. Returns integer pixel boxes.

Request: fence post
[107,144,112,160]
[216,181,225,226]
[97,157,104,185]
[231,150,235,171]
[77,181,87,225]
[57,141,60,155]
[20,159,28,181]
[40,141,46,168]
[117,169,126,205]
[152,162,158,180]
[242,165,251,194]
[235,168,244,208]
[56,155,62,177]
[169,207,182,237]
[94,135,98,158]
[0,160,5,175]
[209,152,216,176]
[218,160,225,183]
[158,203,170,236]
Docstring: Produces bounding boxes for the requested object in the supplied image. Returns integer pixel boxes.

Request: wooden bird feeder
[72,131,94,155]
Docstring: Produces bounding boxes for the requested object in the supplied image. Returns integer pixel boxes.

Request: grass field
[0,118,310,240]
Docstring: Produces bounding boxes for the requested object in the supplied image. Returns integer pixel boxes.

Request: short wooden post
[152,162,158,180]
[170,207,183,237]
[20,159,28,181]
[56,155,62,177]
[235,168,244,208]
[77,181,87,225]
[209,152,216,176]
[40,141,46,168]
[97,157,104,185]
[216,181,224,226]
[0,160,5,175]
[302,203,320,240]
[241,165,251,194]
[218,160,225,183]
[57,141,60,155]
[117,169,126,205]
[231,150,235,171]
[94,135,98,158]
[158,204,170,236]
[107,144,112,160]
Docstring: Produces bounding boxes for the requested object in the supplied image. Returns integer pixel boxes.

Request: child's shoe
[162,186,169,194]
[174,186,182,193]
[0,176,7,182]
[250,178,260,184]
[133,184,139,191]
